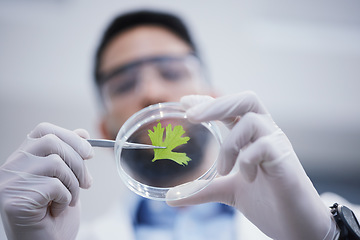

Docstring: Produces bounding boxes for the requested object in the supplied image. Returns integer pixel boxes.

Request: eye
[107,70,139,97]
[158,62,190,82]
[112,78,137,95]
[161,69,184,81]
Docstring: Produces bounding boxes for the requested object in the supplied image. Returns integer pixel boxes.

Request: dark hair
[94,9,199,87]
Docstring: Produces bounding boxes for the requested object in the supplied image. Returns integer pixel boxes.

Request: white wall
[1,0,360,223]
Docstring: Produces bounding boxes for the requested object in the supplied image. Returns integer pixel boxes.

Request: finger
[38,154,81,206]
[47,178,73,217]
[29,122,93,159]
[24,134,92,189]
[238,130,292,182]
[8,175,72,219]
[185,92,269,125]
[167,175,236,207]
[73,128,90,139]
[218,113,278,175]
[181,95,242,127]
[180,95,214,110]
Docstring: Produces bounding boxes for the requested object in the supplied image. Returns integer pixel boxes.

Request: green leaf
[148,122,191,166]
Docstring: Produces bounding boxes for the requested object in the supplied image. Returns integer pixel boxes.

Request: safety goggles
[99,54,203,100]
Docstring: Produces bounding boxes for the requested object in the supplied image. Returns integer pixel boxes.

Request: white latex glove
[0,122,93,240]
[168,92,339,240]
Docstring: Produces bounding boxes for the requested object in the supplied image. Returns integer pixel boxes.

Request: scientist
[0,9,359,240]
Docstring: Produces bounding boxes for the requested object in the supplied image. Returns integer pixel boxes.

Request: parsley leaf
[148,122,191,166]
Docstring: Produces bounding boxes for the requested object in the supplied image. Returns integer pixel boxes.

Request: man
[0,9,351,240]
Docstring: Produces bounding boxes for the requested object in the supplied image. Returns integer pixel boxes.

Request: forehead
[99,25,193,74]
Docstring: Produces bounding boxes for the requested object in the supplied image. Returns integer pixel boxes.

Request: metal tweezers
[87,139,165,149]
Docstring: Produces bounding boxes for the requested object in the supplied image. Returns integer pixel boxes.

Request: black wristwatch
[330,203,360,240]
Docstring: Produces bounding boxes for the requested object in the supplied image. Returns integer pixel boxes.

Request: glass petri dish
[114,102,221,201]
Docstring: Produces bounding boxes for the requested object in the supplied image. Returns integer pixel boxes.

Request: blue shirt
[133,198,236,240]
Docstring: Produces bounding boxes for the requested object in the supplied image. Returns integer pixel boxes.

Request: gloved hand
[0,122,93,240]
[168,92,339,240]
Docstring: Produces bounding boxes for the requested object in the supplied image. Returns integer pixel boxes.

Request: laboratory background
[0,0,359,224]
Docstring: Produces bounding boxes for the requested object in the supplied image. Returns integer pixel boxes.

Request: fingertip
[180,94,213,108]
[166,199,185,207]
[68,184,80,207]
[80,139,94,160]
[84,176,93,189]
[165,195,199,208]
[82,169,93,189]
[186,107,201,121]
[74,128,90,139]
[73,129,94,159]
[85,145,95,160]
[50,203,69,217]
[165,180,212,206]
[180,95,196,110]
[181,95,214,110]
[50,206,62,217]
[50,198,71,217]
[69,195,78,207]
[181,95,216,123]
[185,104,211,123]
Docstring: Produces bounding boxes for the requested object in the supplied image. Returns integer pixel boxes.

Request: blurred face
[98,25,213,139]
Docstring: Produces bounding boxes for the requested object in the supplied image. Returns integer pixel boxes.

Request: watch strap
[330,203,360,240]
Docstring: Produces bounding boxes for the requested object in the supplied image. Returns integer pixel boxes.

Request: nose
[137,66,170,107]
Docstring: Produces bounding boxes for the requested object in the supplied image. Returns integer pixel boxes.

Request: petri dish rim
[114,102,221,201]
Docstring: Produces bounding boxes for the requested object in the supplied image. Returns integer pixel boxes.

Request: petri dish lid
[114,102,221,201]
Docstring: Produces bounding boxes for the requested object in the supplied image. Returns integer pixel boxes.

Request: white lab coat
[76,192,271,240]
[77,192,360,240]
[0,192,357,239]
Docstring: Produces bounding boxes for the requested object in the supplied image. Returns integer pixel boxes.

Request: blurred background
[0,0,359,225]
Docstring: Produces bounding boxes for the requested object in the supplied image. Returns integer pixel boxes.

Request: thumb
[166,175,235,207]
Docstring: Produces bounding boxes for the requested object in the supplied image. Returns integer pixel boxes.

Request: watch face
[339,205,360,239]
